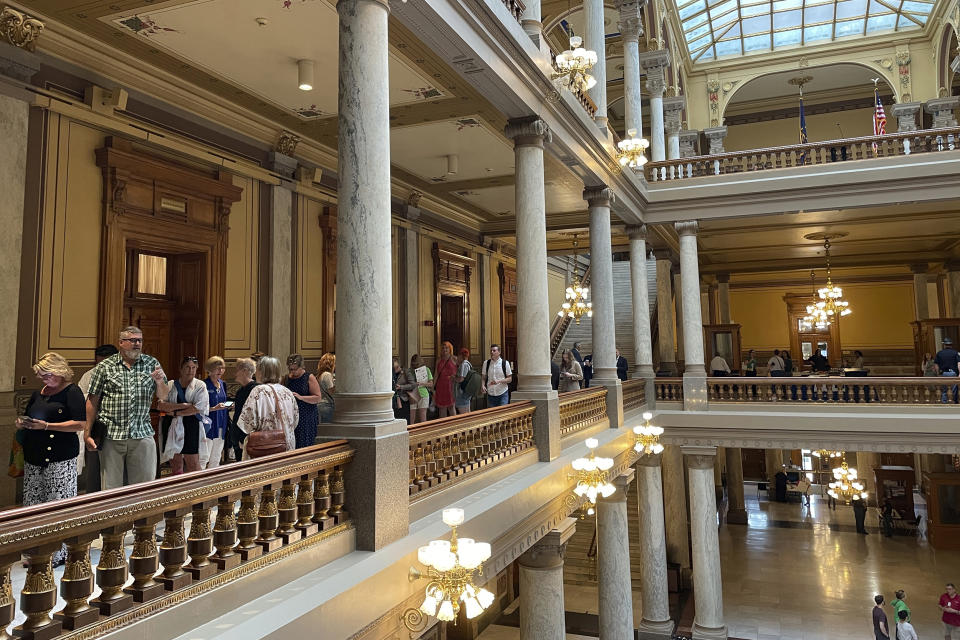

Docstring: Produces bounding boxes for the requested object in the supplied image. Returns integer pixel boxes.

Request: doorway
[440,294,465,351]
[784,294,841,369]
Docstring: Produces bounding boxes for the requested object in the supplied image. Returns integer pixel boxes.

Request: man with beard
[85,326,169,489]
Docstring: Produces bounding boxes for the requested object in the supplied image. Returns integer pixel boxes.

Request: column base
[726,508,748,525]
[682,372,708,411]
[692,623,728,640]
[636,618,675,639]
[317,419,410,551]
[330,391,395,425]
[511,390,559,461]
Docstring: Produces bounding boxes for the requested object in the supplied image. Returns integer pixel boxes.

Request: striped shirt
[87,353,162,440]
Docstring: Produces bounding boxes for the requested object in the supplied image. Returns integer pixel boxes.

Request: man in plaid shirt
[85,326,168,489]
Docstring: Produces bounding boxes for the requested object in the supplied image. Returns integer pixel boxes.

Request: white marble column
[598,470,635,640]
[507,117,560,460]
[857,451,880,507]
[627,226,655,384]
[655,254,677,375]
[676,222,707,410]
[639,50,670,164]
[716,273,731,324]
[520,0,544,49]
[946,261,960,317]
[267,153,296,357]
[585,187,623,427]
[618,1,643,139]
[684,447,728,640]
[661,444,691,574]
[636,456,676,639]
[673,271,684,367]
[585,0,607,128]
[328,0,408,551]
[724,447,747,524]
[911,263,930,320]
[663,96,684,164]
[518,518,576,640]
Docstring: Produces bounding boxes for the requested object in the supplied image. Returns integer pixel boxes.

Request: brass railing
[654,378,683,403]
[558,387,607,437]
[0,441,353,639]
[647,126,960,182]
[621,378,647,414]
[408,403,536,499]
[707,376,960,405]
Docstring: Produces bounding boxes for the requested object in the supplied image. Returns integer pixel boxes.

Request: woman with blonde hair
[237,356,299,458]
[228,357,259,461]
[433,341,458,418]
[316,353,336,424]
[201,355,230,468]
[558,349,584,393]
[396,354,433,424]
[17,352,86,566]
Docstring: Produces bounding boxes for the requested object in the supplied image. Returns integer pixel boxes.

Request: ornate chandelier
[633,411,664,455]
[413,508,494,623]
[827,458,868,504]
[812,449,842,460]
[617,128,650,170]
[558,235,592,324]
[571,437,615,517]
[552,35,598,93]
[801,270,828,331]
[804,237,851,328]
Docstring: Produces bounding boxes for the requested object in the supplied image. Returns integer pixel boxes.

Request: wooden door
[171,253,205,366]
[440,294,465,350]
[503,305,518,391]
[741,448,766,481]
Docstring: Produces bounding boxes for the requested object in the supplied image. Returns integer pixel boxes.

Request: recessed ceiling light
[298,59,314,91]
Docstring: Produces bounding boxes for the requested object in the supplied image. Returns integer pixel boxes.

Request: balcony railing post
[256,485,282,553]
[276,479,302,545]
[15,544,61,640]
[158,509,191,590]
[0,556,15,638]
[54,533,98,630]
[212,494,242,570]
[92,525,133,615]
[312,471,336,531]
[235,492,262,562]
[125,514,164,602]
[295,475,320,538]
[329,467,347,524]
[185,500,217,581]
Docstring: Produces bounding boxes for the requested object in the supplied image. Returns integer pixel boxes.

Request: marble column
[518,518,576,640]
[716,273,731,324]
[627,226,655,400]
[0,41,39,507]
[585,0,607,128]
[636,456,676,639]
[519,0,543,47]
[324,0,408,551]
[684,447,727,640]
[673,271,684,367]
[765,448,783,482]
[661,444,691,576]
[597,469,635,640]
[655,253,677,375]
[856,451,880,507]
[663,96,685,178]
[586,187,623,427]
[724,447,747,524]
[507,117,560,461]
[911,263,930,321]
[267,153,296,357]
[639,50,670,164]
[676,221,707,410]
[618,1,643,140]
[891,101,921,154]
[403,225,420,363]
[945,261,960,318]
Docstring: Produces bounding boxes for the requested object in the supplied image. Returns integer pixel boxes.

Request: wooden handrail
[654,378,684,402]
[621,378,647,414]
[558,386,607,436]
[707,376,960,405]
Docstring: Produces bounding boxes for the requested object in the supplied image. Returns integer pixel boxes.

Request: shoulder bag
[246,386,289,458]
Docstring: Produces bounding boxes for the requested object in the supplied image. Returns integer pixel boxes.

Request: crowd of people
[869,584,960,640]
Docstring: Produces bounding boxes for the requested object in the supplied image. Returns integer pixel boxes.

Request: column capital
[625,223,647,240]
[910,263,929,275]
[674,220,698,237]
[924,96,960,128]
[639,49,670,97]
[703,126,728,154]
[652,248,675,263]
[679,129,699,157]
[891,101,922,133]
[505,116,552,148]
[518,517,576,569]
[635,452,663,467]
[617,0,643,41]
[663,95,685,136]
[682,445,717,469]
[583,186,615,208]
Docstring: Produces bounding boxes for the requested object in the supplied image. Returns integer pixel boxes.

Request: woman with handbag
[396,354,433,425]
[237,356,299,459]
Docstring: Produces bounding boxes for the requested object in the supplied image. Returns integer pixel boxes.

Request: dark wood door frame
[784,293,841,368]
[433,244,473,358]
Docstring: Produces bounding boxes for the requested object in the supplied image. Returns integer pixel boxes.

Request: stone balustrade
[621,378,646,414]
[408,403,536,499]
[654,378,684,403]
[647,126,960,182]
[0,441,353,639]
[500,0,526,21]
[558,387,608,437]
[707,376,958,405]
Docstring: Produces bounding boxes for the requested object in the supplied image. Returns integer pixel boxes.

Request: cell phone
[222,401,235,408]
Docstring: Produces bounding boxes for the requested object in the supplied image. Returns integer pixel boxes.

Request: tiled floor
[481,486,960,640]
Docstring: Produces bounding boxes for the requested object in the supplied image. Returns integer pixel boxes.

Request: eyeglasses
[182,356,199,364]
[120,337,143,344]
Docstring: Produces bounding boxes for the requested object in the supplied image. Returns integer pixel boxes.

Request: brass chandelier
[803,236,851,329]
[571,437,615,517]
[558,235,592,324]
[827,457,868,504]
[552,35,598,93]
[812,449,842,460]
[633,412,664,455]
[617,128,650,170]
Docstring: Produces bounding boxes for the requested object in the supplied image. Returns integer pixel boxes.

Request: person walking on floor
[896,610,918,640]
[854,497,869,534]
[891,590,910,639]
[615,348,628,381]
[940,583,960,640]
[873,595,890,640]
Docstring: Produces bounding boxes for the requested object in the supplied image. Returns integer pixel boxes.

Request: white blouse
[160,377,209,463]
[237,383,299,459]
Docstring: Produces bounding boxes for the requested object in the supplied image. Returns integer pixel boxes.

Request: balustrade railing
[707,376,958,405]
[647,127,960,182]
[408,403,536,498]
[621,378,647,414]
[0,441,353,638]
[501,0,526,22]
[655,378,683,403]
[558,387,607,437]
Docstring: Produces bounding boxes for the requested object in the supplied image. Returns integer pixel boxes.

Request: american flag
[872,89,886,152]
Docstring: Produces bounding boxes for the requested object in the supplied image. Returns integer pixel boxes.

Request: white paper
[415,366,429,384]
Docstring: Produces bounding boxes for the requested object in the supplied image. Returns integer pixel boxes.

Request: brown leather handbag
[245,386,289,458]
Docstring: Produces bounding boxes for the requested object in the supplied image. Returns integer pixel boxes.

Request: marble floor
[480,486,960,640]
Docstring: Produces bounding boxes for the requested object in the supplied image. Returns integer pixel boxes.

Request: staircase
[553,257,657,364]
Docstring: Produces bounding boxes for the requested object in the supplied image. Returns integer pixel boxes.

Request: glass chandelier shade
[633,411,664,455]
[812,449,842,459]
[552,35,598,93]
[571,438,615,517]
[827,459,868,504]
[802,239,851,330]
[617,128,650,169]
[415,508,494,623]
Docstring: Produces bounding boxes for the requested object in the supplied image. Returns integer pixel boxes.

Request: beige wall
[724,106,880,152]
[293,195,327,359]
[224,175,260,359]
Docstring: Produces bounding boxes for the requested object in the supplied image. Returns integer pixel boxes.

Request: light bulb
[653,444,664,454]
[477,588,495,609]
[297,59,315,91]
[585,438,598,449]
[433,550,457,572]
[600,483,616,498]
[420,592,440,616]
[642,411,653,421]
[463,595,483,619]
[437,599,455,622]
[586,507,595,515]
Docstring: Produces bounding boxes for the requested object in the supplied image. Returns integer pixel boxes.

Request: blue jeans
[487,391,509,407]
[941,371,958,404]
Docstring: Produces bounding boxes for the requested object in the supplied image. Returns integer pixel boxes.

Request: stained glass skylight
[676,0,935,62]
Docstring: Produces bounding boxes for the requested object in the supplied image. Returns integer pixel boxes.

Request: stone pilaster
[639,49,670,163]
[507,117,560,461]
[519,0,543,47]
[724,447,746,524]
[684,447,727,640]
[320,0,408,551]
[945,260,960,318]
[518,518,576,640]
[679,130,699,158]
[585,0,607,128]
[266,153,297,357]
[892,101,921,132]
[618,0,644,139]
[597,470,635,640]
[704,126,727,155]
[655,253,677,375]
[673,270,684,367]
[716,273,731,324]
[856,451,880,507]
[403,225,419,363]
[676,221,707,410]
[635,455,675,639]
[627,226,655,404]
[585,187,623,428]
[911,263,930,321]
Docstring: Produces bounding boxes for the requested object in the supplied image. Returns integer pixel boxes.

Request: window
[137,254,168,296]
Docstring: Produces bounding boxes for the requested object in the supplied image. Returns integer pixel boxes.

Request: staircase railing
[550,266,591,359]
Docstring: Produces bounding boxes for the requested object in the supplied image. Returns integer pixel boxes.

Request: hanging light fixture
[803,235,851,328]
[558,234,592,324]
[801,270,828,331]
[827,457,868,504]
[411,508,494,624]
[633,411,664,455]
[812,449,842,460]
[570,438,615,517]
[617,128,650,170]
[552,35,598,93]
[297,59,315,91]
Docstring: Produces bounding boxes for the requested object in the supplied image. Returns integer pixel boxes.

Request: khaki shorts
[415,394,430,410]
[945,622,960,639]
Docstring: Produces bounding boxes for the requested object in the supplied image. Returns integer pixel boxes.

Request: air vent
[294,106,327,120]
[456,118,481,130]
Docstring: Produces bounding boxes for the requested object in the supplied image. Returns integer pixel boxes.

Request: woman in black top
[229,357,259,462]
[17,352,86,566]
